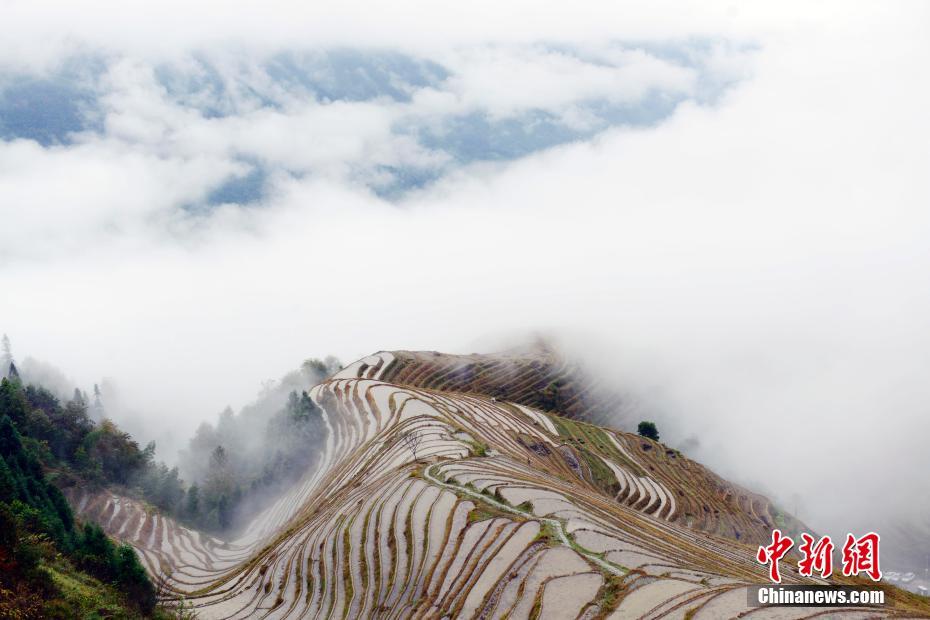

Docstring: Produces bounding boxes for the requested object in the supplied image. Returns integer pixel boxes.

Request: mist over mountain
[2,0,930,616]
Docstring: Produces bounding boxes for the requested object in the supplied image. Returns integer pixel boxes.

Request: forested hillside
[0,336,337,617]
[0,376,158,618]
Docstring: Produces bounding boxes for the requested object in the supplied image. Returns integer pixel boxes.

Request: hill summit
[68,350,928,618]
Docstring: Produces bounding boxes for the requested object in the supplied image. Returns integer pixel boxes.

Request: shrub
[637,421,660,442]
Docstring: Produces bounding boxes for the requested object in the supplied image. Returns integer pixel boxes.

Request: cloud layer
[1,0,929,564]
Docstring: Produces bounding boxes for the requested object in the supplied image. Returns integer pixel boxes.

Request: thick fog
[1,1,929,568]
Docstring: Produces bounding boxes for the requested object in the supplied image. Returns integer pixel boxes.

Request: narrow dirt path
[422,463,626,576]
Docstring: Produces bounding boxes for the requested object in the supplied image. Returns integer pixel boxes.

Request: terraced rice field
[377,349,627,428]
[68,351,928,618]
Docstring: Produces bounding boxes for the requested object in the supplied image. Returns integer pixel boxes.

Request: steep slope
[374,347,627,428]
[68,352,929,618]
[348,350,803,545]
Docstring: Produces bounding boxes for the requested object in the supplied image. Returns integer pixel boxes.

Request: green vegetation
[178,359,337,533]
[534,520,560,545]
[538,379,566,412]
[3,335,343,544]
[466,507,498,523]
[0,364,188,525]
[15,553,170,619]
[593,575,626,615]
[0,381,158,617]
[549,414,644,477]
[464,439,489,457]
[1,331,308,617]
[769,504,806,541]
[2,333,336,539]
[637,421,660,442]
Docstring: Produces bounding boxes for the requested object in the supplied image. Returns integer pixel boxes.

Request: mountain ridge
[66,350,930,618]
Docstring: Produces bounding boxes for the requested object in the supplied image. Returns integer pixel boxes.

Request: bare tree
[399,429,424,462]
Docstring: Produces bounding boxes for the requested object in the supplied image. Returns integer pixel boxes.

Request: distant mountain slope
[372,347,627,428]
[68,352,930,618]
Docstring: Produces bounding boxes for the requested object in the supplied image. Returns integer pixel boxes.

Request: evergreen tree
[157,466,184,511]
[217,493,231,530]
[0,454,17,502]
[75,522,114,575]
[1,333,12,374]
[637,420,660,442]
[0,378,29,426]
[208,445,228,473]
[141,440,156,465]
[92,383,104,419]
[186,484,200,518]
[113,545,156,613]
[0,365,163,615]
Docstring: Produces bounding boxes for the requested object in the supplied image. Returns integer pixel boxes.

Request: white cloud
[0,138,238,259]
[415,45,698,120]
[0,1,757,71]
[1,0,929,564]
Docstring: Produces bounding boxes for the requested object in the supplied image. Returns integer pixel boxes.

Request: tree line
[0,333,336,616]
[2,335,334,536]
[0,379,156,617]
[177,359,335,532]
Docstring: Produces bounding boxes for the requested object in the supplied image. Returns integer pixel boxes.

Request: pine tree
[1,334,12,375]
[0,379,29,425]
[186,484,200,517]
[0,454,16,502]
[0,414,24,462]
[209,445,228,470]
[92,383,104,418]
[142,440,156,465]
[205,445,232,501]
[113,544,156,613]
[217,493,231,530]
